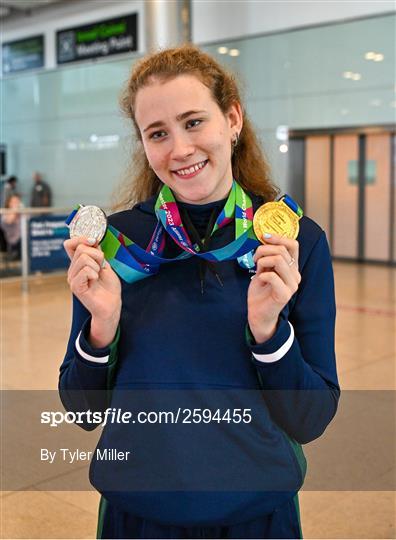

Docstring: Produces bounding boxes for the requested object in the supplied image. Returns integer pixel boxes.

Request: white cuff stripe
[75,331,109,364]
[252,322,294,363]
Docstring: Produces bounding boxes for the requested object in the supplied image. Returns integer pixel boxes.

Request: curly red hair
[114,45,279,208]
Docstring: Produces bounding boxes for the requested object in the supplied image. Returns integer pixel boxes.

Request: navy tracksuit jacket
[59,194,340,538]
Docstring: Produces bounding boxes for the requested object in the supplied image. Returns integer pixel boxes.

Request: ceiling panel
[3,0,62,8]
[1,0,66,18]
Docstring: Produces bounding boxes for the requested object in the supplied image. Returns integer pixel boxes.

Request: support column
[145,0,191,52]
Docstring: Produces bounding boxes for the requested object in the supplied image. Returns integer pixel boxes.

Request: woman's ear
[227,102,243,134]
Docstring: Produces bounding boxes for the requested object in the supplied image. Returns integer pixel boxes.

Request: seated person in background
[1,175,18,208]
[1,193,23,260]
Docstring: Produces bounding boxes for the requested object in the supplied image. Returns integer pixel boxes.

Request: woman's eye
[186,119,202,129]
[150,130,167,140]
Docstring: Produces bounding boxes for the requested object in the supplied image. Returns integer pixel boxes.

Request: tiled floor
[1,261,395,539]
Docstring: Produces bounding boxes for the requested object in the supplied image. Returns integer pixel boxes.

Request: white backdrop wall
[193,0,395,44]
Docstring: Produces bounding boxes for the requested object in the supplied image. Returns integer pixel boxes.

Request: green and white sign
[56,14,138,64]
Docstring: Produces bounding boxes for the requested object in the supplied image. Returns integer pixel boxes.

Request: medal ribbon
[281,194,303,218]
[65,206,80,226]
[65,185,302,284]
[100,181,258,283]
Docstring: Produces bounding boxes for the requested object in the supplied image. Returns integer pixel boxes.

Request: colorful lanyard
[66,183,302,284]
[100,181,258,282]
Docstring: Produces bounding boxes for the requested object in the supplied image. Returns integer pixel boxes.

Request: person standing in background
[30,172,52,207]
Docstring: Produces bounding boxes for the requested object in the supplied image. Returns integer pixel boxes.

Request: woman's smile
[171,159,209,179]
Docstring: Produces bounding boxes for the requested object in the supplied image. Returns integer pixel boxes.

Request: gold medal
[253,200,300,243]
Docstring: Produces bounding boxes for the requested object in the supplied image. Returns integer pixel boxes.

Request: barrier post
[20,212,29,293]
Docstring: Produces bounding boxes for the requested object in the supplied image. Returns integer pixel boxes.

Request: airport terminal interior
[1,1,395,538]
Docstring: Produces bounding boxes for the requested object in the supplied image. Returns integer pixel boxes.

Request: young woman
[60,45,339,539]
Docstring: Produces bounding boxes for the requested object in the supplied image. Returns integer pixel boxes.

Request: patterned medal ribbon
[66,185,303,284]
[99,180,259,283]
[282,194,303,218]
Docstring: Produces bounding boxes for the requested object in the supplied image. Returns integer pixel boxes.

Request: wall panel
[333,135,359,258]
[305,136,331,239]
[364,133,391,261]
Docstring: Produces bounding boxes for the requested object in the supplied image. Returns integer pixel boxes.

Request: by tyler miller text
[41,448,131,464]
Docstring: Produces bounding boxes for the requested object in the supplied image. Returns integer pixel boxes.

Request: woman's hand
[247,233,301,344]
[64,237,122,348]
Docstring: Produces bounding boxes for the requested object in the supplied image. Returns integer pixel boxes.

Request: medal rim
[69,205,108,243]
[253,200,300,242]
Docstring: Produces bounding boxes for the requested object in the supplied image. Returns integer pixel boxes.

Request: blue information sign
[29,215,69,273]
[2,35,44,75]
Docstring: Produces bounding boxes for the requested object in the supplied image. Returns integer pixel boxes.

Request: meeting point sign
[56,14,138,65]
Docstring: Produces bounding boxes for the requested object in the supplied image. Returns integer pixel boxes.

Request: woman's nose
[170,132,194,161]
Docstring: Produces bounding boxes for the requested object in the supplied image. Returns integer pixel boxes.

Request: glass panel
[203,14,395,192]
[1,14,394,209]
[1,54,144,208]
[364,134,390,261]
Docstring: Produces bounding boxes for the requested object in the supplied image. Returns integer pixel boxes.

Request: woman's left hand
[247,233,301,344]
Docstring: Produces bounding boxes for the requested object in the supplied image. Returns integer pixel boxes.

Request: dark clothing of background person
[31,179,52,207]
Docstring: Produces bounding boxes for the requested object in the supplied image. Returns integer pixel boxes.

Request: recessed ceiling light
[365,51,384,62]
[276,125,289,141]
[343,71,362,81]
[229,49,240,57]
[279,144,288,153]
[217,47,228,54]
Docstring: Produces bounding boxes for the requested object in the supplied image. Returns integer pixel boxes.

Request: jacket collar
[134,192,265,216]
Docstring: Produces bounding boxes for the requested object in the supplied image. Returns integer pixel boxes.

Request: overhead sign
[56,14,138,64]
[2,35,44,75]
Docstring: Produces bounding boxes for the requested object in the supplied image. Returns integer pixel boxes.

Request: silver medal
[69,205,107,244]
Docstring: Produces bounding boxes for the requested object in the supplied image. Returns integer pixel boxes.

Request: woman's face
[134,74,243,204]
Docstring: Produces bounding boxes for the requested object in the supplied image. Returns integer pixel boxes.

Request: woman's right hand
[64,237,122,348]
